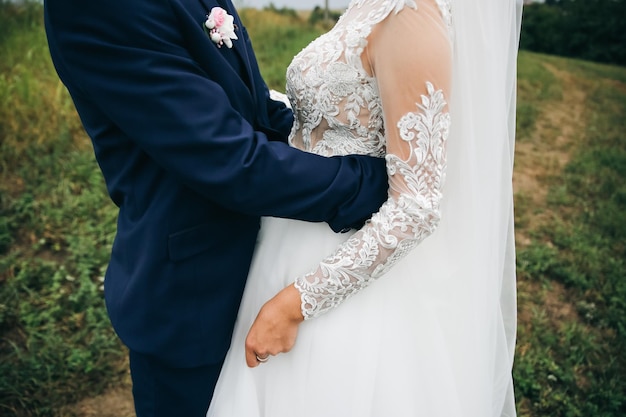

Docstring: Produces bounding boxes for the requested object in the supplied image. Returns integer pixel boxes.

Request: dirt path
[59,367,134,417]
[512,63,587,246]
[62,386,135,417]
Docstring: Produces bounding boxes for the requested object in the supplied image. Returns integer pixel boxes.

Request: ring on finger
[255,354,269,363]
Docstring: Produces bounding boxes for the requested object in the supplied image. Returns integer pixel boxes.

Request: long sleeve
[295,0,452,320]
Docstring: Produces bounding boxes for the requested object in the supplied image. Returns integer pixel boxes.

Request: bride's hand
[245,284,304,367]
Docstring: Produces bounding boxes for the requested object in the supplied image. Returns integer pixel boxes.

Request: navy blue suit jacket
[44,0,387,367]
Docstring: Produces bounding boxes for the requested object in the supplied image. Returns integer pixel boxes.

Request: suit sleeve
[262,83,294,142]
[44,0,387,231]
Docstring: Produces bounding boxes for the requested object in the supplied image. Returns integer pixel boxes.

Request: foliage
[307,5,342,27]
[520,1,626,66]
[261,2,298,18]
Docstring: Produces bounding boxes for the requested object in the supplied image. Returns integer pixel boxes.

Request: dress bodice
[286,0,452,158]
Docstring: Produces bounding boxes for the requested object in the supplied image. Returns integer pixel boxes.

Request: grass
[0,3,625,416]
[513,51,626,417]
[0,2,124,416]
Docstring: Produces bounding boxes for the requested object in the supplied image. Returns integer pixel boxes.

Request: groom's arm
[44,0,387,232]
[262,86,294,143]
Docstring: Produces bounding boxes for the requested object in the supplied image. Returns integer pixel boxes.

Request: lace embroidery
[295,82,450,319]
[286,0,421,158]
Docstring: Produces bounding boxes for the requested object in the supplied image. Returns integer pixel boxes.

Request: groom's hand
[245,284,304,367]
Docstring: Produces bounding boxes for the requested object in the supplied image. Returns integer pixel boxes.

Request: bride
[208,0,522,415]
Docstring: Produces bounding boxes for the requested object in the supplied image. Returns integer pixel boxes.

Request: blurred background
[0,1,624,416]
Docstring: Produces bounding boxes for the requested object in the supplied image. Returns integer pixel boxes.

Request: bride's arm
[245,2,452,366]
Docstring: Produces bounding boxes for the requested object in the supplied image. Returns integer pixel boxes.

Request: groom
[44,0,387,415]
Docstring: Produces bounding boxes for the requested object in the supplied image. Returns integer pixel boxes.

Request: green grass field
[1,3,624,416]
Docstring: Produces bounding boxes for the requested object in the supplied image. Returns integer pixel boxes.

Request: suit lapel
[198,0,257,104]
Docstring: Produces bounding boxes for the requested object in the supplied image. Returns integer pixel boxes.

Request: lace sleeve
[294,0,453,320]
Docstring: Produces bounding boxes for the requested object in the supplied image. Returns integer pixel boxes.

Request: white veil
[384,0,522,414]
[421,0,522,414]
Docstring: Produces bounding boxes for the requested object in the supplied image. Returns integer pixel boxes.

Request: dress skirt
[207,216,516,417]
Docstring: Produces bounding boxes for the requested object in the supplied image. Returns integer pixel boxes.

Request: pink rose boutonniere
[204,7,238,48]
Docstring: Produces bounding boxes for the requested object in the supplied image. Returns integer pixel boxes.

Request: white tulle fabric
[207,0,521,415]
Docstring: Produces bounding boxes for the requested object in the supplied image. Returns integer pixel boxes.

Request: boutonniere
[204,7,238,49]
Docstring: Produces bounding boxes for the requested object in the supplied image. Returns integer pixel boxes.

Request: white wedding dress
[208,0,520,416]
